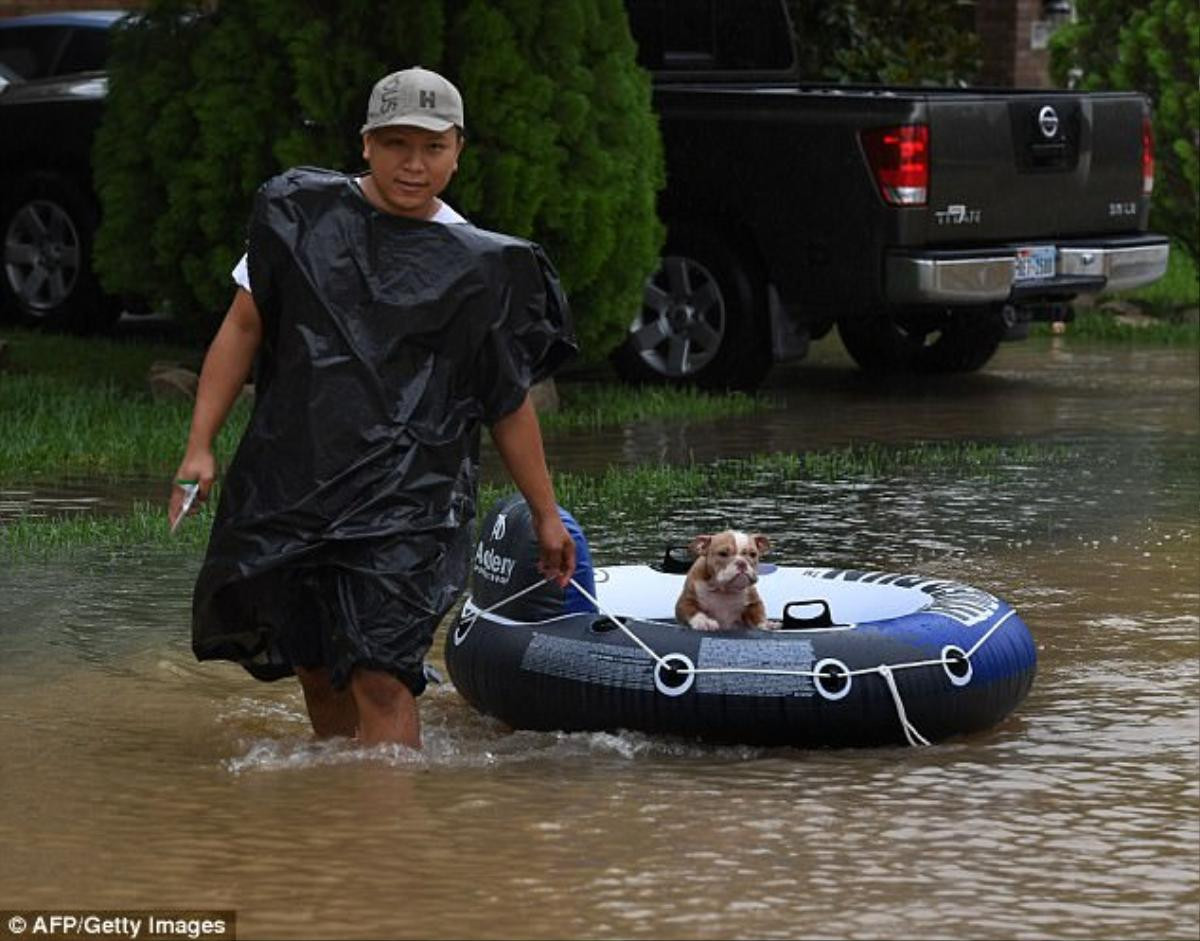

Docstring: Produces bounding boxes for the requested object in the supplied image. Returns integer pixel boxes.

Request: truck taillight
[1142,117,1155,197]
[861,124,929,206]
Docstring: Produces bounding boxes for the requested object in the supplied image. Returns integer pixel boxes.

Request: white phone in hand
[171,482,200,534]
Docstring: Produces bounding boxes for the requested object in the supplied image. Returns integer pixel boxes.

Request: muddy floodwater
[1,336,1197,940]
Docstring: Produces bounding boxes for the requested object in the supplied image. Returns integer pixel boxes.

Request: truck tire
[611,226,771,391]
[0,172,121,333]
[837,306,1009,375]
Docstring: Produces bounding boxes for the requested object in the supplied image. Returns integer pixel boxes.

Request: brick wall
[976,0,1063,89]
[1014,0,1055,87]
[976,0,1018,86]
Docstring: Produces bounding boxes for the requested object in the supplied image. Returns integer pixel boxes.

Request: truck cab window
[627,0,715,70]
[626,0,794,72]
[714,0,794,70]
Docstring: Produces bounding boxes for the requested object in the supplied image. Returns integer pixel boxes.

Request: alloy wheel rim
[4,200,82,313]
[628,255,726,378]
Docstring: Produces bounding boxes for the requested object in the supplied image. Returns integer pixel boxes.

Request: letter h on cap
[420,90,436,109]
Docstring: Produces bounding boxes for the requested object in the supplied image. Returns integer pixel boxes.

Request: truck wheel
[0,173,121,333]
[837,307,1008,375]
[612,227,771,391]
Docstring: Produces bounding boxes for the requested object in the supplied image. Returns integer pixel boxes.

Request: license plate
[1014,245,1056,282]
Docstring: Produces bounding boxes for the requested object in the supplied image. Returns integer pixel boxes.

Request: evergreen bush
[1050,0,1199,264]
[93,0,664,357]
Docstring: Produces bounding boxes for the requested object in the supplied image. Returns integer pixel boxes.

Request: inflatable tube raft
[445,499,1037,747]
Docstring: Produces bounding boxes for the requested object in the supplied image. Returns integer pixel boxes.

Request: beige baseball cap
[360,67,464,135]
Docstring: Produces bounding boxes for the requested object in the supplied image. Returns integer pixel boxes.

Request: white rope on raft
[467,575,1018,748]
[878,663,931,747]
[455,577,556,642]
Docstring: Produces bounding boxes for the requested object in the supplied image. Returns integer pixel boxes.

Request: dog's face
[690,530,769,591]
[677,530,772,631]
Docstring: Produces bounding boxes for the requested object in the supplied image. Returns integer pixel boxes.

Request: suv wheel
[838,306,1008,374]
[612,226,771,391]
[0,173,121,332]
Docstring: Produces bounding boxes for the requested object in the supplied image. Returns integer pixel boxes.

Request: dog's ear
[753,534,770,555]
[689,534,712,558]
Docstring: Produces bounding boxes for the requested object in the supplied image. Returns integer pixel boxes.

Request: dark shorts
[197,564,445,696]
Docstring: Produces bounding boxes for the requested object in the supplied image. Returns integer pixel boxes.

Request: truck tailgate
[922,92,1149,245]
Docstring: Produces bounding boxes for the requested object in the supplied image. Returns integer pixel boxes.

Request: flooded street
[1,335,1197,939]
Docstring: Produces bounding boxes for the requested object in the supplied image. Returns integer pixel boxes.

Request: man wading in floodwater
[168,67,576,748]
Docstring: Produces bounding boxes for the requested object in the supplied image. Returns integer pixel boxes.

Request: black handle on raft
[661,546,694,574]
[783,599,835,629]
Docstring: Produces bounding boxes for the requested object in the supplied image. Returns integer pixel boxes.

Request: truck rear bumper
[885,235,1170,305]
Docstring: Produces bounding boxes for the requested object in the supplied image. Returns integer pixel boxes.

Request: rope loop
[877,664,932,747]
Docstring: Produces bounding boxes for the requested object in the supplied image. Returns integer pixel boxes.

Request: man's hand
[169,449,217,530]
[534,512,576,588]
[489,394,575,587]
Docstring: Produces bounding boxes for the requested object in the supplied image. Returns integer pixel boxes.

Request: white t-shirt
[231,182,468,293]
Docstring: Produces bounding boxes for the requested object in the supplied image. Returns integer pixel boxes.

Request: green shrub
[1050,0,1199,264]
[93,0,664,359]
[92,4,211,335]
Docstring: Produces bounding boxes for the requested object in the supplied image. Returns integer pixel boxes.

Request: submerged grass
[2,440,1071,560]
[0,500,218,556]
[0,323,1070,560]
[527,441,1068,517]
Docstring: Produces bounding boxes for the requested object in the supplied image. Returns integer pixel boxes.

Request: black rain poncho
[191,167,576,694]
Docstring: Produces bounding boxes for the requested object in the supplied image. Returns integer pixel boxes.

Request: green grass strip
[1030,307,1199,344]
[1,441,1070,561]
[491,441,1067,517]
[0,374,252,482]
[0,326,202,394]
[0,500,217,557]
[542,384,772,432]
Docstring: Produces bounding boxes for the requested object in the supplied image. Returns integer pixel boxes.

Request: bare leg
[350,668,421,748]
[295,665,358,738]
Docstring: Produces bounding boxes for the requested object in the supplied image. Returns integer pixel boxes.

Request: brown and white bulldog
[675,530,772,631]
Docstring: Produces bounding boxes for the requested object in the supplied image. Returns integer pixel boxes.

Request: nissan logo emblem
[1038,105,1060,139]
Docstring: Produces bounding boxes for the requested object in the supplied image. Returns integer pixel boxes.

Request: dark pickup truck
[613,0,1170,388]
